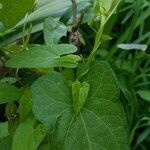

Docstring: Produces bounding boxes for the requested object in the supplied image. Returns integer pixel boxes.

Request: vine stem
[71,0,77,28]
[88,16,106,64]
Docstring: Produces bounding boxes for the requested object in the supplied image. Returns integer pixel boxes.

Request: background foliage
[0,0,150,149]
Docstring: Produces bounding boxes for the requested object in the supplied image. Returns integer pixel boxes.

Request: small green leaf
[0,82,22,104]
[0,0,35,28]
[137,90,150,102]
[19,89,32,122]
[72,80,89,114]
[12,115,47,150]
[44,17,67,45]
[6,44,80,68]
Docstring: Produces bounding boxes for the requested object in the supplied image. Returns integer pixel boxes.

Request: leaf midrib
[80,113,92,150]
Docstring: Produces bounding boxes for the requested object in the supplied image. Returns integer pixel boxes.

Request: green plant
[0,0,149,149]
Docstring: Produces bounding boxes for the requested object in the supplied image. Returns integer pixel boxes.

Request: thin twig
[71,0,77,28]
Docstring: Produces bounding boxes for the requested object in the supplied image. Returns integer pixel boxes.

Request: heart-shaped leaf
[44,17,67,45]
[31,61,129,149]
[6,44,81,68]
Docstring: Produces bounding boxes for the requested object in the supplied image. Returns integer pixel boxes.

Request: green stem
[77,16,106,79]
[88,16,106,64]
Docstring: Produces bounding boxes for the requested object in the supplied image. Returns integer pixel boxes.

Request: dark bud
[69,31,80,48]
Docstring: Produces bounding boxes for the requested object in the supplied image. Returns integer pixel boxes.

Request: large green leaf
[0,0,35,28]
[0,82,22,104]
[12,115,47,150]
[6,44,81,68]
[31,61,129,150]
